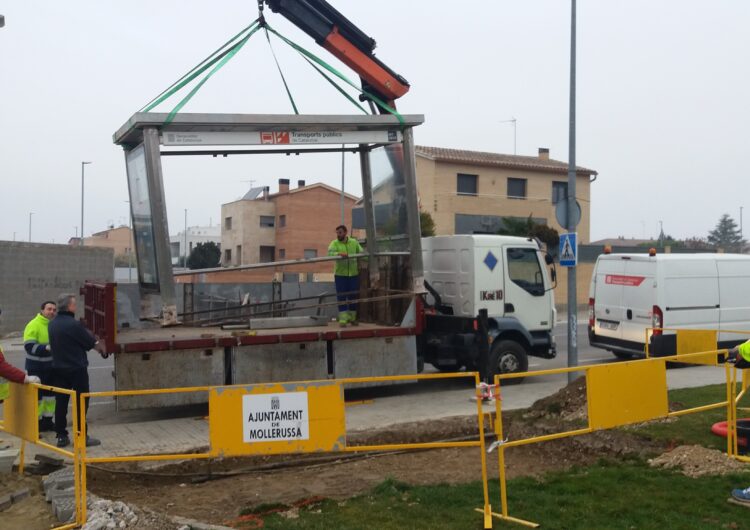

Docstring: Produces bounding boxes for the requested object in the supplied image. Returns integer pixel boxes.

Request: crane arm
[263,0,410,107]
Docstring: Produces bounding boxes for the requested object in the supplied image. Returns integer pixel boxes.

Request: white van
[588,253,750,358]
[420,235,557,377]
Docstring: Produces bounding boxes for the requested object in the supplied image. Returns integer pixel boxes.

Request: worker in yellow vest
[23,301,57,431]
[327,225,363,326]
[729,340,750,369]
[0,309,41,403]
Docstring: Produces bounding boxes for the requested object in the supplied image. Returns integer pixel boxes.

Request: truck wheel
[489,340,529,385]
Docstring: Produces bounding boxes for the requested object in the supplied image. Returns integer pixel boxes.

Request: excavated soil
[0,474,58,530]
[649,445,748,478]
[87,377,667,526]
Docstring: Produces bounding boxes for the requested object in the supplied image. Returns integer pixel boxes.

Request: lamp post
[80,161,92,245]
[183,209,188,267]
[28,212,33,242]
[566,0,578,383]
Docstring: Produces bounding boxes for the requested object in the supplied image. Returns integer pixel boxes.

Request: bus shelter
[112,113,425,324]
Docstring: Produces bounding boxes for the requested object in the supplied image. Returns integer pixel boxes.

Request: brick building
[415,146,598,242]
[221,179,358,275]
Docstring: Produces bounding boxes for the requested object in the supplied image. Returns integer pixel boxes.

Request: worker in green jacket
[327,225,363,326]
[23,301,57,431]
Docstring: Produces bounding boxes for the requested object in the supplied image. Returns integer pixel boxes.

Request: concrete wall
[0,241,113,335]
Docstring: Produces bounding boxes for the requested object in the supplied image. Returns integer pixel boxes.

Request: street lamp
[28,212,33,242]
[184,209,188,267]
[80,161,92,245]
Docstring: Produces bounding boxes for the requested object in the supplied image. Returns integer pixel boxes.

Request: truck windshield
[507,248,545,296]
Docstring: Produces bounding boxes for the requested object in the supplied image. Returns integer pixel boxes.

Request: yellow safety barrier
[75,372,495,529]
[485,349,732,528]
[0,382,81,530]
[645,327,750,365]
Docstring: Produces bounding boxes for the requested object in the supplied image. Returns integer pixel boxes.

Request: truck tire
[489,340,529,385]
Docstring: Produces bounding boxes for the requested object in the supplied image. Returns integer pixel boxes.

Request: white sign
[161,129,401,146]
[242,391,309,443]
[559,232,578,267]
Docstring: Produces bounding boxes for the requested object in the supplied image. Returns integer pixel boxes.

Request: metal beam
[401,127,425,289]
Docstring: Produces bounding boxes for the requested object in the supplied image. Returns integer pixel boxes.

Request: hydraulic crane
[261,0,410,111]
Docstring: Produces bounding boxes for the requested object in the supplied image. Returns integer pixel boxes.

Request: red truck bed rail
[80,281,117,354]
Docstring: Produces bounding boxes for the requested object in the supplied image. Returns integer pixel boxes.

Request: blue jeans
[335,275,359,312]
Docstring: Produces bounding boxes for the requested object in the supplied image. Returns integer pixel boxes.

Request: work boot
[732,487,750,504]
[86,436,101,447]
[338,312,349,327]
[39,417,55,432]
[56,435,70,448]
[348,310,359,326]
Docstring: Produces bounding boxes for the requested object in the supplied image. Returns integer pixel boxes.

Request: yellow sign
[3,383,39,442]
[208,381,346,456]
[587,360,668,430]
[676,329,719,365]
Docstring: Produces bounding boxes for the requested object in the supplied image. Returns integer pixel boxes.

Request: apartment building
[415,146,598,242]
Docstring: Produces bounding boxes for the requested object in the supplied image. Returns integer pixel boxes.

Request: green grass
[241,385,750,529]
[253,463,750,529]
[629,384,737,450]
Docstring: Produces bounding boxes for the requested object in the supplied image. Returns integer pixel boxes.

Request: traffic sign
[555,200,582,228]
[559,232,578,267]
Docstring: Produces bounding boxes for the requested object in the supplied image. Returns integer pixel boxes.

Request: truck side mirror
[550,267,557,283]
[545,253,554,265]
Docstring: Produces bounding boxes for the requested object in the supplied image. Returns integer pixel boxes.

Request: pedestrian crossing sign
[559,232,577,267]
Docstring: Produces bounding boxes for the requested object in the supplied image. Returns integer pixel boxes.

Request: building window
[224,217,232,230]
[457,173,478,196]
[278,249,286,259]
[224,248,232,265]
[304,249,318,259]
[552,181,568,204]
[507,178,527,199]
[279,215,286,227]
[259,215,275,228]
[259,246,275,263]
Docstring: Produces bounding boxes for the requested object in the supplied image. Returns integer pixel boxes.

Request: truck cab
[419,235,557,382]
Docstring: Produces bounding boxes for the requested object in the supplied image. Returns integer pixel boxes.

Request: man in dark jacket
[48,294,103,448]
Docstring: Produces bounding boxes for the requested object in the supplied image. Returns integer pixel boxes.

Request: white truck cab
[420,235,557,381]
[588,252,750,357]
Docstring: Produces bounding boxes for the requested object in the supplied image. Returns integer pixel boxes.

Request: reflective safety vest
[327,237,364,277]
[0,380,8,401]
[739,340,750,362]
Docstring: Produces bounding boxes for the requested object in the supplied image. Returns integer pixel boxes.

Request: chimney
[279,178,290,193]
[262,186,270,200]
[297,179,306,188]
[538,147,550,160]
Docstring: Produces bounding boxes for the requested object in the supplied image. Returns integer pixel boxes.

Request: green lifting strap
[140,19,260,114]
[163,23,262,125]
[265,25,405,125]
[299,53,368,115]
[264,27,299,114]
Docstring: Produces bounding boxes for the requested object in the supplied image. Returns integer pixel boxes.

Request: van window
[507,248,544,296]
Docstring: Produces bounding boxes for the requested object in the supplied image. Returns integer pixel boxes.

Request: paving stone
[55,498,76,522]
[0,494,12,511]
[11,487,30,502]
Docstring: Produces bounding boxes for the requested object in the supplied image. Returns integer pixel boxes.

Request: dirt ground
[0,474,58,530]
[649,445,748,478]
[86,377,665,526]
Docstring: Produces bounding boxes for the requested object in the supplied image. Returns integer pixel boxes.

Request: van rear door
[717,258,750,345]
[620,259,656,344]
[592,257,627,341]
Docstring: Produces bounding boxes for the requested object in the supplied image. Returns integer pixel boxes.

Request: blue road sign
[559,232,578,267]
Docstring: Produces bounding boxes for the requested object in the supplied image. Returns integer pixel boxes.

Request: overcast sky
[1,1,748,244]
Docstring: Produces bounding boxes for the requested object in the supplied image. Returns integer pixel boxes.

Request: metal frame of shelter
[112,113,425,323]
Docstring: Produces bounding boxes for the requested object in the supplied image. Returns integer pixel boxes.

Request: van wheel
[489,340,529,385]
